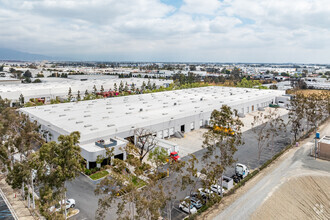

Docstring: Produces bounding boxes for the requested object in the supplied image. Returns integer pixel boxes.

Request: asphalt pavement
[214,119,330,220]
[66,113,294,220]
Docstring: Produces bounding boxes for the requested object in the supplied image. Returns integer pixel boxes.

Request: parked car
[187,196,203,209]
[198,188,214,198]
[49,199,75,212]
[210,184,224,194]
[179,201,197,214]
[169,152,180,161]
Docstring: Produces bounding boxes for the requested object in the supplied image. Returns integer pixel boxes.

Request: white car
[49,199,75,212]
[198,188,214,198]
[179,201,197,214]
[210,184,225,194]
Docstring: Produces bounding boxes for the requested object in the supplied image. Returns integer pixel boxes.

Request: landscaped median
[83,166,110,181]
[89,170,109,181]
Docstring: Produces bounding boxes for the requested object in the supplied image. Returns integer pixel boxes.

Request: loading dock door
[114,153,124,160]
[191,122,195,130]
[163,129,169,138]
[157,130,163,138]
[169,127,174,136]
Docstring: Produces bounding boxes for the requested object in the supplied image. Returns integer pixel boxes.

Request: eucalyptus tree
[202,105,244,196]
[251,110,272,164]
[267,108,286,153]
[114,83,118,92]
[119,81,124,92]
[67,87,72,101]
[131,83,136,92]
[289,93,306,142]
[38,132,83,219]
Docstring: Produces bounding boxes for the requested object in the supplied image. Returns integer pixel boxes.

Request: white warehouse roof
[0,78,172,101]
[20,86,285,145]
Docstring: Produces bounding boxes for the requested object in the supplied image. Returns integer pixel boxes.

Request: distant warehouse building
[20,86,285,168]
[0,78,172,106]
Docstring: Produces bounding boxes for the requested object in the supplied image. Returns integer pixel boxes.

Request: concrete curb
[66,208,80,219]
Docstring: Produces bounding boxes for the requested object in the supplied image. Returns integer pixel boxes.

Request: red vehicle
[169,152,180,161]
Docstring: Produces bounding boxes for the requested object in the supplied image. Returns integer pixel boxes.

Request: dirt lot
[252,175,330,220]
[286,89,330,96]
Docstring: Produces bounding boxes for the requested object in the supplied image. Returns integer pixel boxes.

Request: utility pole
[314,121,318,160]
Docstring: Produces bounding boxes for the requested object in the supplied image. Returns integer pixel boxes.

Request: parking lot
[66,109,291,220]
[169,107,289,159]
[169,128,207,157]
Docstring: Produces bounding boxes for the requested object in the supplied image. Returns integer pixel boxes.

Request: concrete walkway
[0,175,36,220]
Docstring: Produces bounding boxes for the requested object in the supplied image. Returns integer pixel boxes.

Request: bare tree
[267,108,286,153]
[132,128,158,162]
[251,110,271,165]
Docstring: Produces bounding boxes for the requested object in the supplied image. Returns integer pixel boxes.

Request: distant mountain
[0,48,57,61]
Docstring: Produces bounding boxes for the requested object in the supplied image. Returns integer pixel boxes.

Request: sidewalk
[0,175,36,220]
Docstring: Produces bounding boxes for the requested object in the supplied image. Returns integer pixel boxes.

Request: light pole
[314,121,318,160]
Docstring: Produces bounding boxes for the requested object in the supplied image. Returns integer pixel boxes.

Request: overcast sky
[1,0,329,63]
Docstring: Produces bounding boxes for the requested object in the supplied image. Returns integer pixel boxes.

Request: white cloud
[180,0,222,15]
[0,0,330,62]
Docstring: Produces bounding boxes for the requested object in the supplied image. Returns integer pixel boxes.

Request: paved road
[214,120,330,220]
[66,113,294,220]
[66,175,99,220]
[163,114,292,220]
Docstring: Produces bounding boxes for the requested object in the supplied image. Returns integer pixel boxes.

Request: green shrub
[131,175,138,185]
[140,162,151,171]
[126,154,134,160]
[127,156,141,167]
[84,169,91,175]
[134,167,143,176]
[103,165,111,170]
[90,167,100,174]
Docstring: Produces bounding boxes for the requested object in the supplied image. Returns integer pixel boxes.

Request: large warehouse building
[20,86,285,168]
[0,78,172,105]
